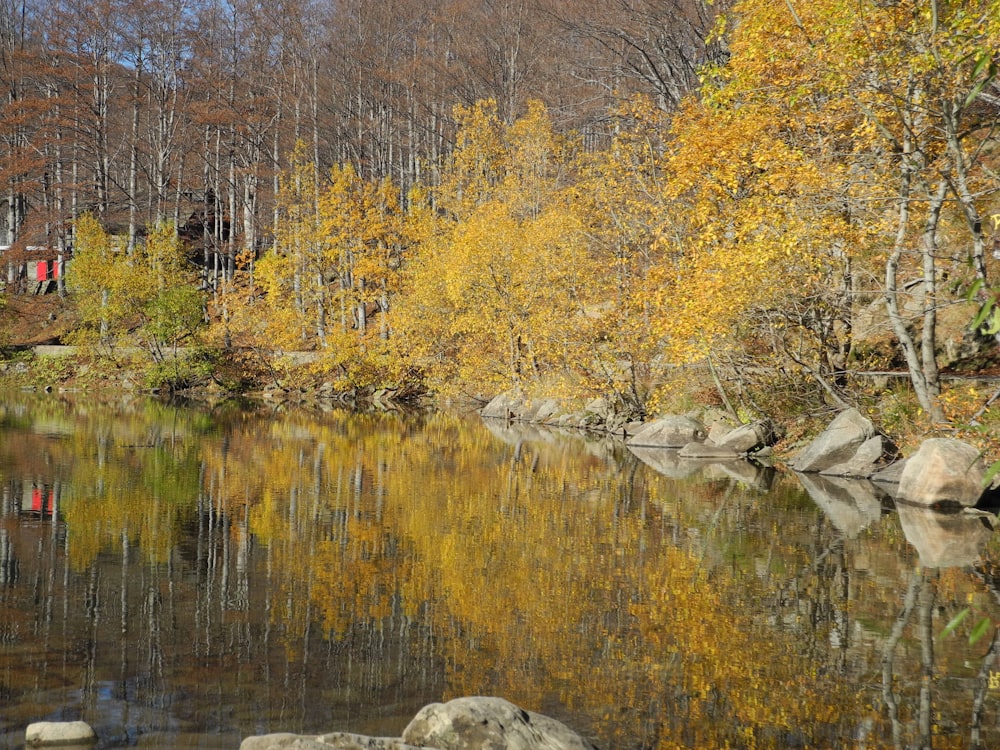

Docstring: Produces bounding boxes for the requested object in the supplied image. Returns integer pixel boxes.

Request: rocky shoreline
[482,392,998,504]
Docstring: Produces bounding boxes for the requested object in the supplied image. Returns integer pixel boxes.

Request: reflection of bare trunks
[971,628,1000,750]
[917,572,936,750]
[0,528,16,585]
[881,570,923,750]
[882,568,954,750]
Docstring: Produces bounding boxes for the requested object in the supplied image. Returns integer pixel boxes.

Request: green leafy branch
[939,607,994,645]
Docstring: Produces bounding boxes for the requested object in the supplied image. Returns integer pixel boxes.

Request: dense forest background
[2,0,1000,445]
[0,0,721,249]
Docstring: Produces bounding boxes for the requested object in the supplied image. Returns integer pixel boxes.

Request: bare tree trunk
[917,180,947,421]
[944,97,988,283]
[128,63,141,253]
[884,98,946,423]
[356,277,366,335]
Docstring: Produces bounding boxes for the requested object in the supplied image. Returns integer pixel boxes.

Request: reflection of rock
[896,438,989,507]
[796,473,886,538]
[628,446,703,479]
[700,461,776,491]
[480,415,636,466]
[678,441,742,459]
[629,446,774,489]
[790,408,893,477]
[896,503,997,568]
[482,418,571,446]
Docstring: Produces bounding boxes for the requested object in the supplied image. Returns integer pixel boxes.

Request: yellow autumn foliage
[230,0,1000,420]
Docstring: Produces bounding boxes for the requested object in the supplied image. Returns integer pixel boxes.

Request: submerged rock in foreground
[241,697,599,750]
[241,733,421,750]
[25,721,96,746]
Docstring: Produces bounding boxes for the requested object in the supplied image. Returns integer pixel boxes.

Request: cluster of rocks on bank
[481,392,999,509]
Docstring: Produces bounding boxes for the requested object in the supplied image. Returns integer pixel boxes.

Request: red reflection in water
[30,486,54,516]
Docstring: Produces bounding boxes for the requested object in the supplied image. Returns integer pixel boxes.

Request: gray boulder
[240,698,599,750]
[791,408,890,477]
[676,418,774,460]
[402,697,599,750]
[706,421,735,445]
[626,415,706,448]
[481,392,523,420]
[820,435,888,478]
[522,398,563,423]
[896,438,989,507]
[25,721,96,746]
[482,393,567,424]
[709,419,774,454]
[872,458,907,485]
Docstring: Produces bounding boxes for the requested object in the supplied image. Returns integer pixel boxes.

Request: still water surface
[1,394,1000,749]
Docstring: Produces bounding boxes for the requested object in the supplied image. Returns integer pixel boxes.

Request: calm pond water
[1,393,1000,749]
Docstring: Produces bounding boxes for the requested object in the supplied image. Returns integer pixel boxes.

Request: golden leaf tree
[252,141,409,391]
[652,0,1000,420]
[397,100,597,399]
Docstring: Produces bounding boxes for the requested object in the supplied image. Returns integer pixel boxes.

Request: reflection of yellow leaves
[237,411,867,746]
[48,407,204,570]
[21,401,999,746]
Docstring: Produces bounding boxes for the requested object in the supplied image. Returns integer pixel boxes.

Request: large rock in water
[896,438,990,507]
[241,733,422,750]
[626,415,706,449]
[710,419,774,454]
[402,697,599,750]
[791,408,891,477]
[239,698,598,750]
[679,418,775,459]
[25,721,96,746]
[481,392,526,420]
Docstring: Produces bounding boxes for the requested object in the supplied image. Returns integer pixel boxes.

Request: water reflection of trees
[797,472,1000,750]
[878,564,1000,750]
[4,396,1000,748]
